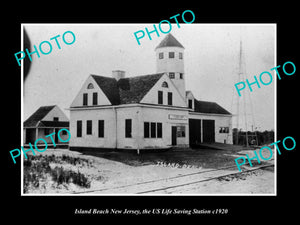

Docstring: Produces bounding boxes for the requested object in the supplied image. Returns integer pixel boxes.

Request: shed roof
[193,99,231,115]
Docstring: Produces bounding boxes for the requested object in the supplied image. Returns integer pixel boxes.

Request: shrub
[51,166,91,188]
[23,154,92,193]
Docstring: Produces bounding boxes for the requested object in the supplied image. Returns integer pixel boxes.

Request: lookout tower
[155,33,186,99]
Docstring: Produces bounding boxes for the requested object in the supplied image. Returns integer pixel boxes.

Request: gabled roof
[24,105,56,127]
[118,73,164,104]
[91,75,120,105]
[193,99,231,115]
[90,73,164,105]
[155,33,184,50]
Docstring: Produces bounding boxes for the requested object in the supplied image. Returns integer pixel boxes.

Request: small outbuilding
[23,105,69,146]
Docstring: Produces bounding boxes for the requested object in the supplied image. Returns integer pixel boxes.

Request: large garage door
[203,120,215,143]
[189,119,201,147]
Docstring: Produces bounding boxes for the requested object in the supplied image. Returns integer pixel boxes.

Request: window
[44,128,51,135]
[179,73,184,79]
[162,81,168,88]
[179,52,183,59]
[98,120,104,138]
[168,92,173,106]
[188,99,193,109]
[86,120,92,135]
[77,120,82,137]
[169,52,174,58]
[83,93,88,106]
[144,122,150,138]
[87,83,94,89]
[93,92,98,105]
[157,123,162,138]
[125,119,132,138]
[158,91,163,104]
[159,52,164,59]
[219,127,229,133]
[144,122,162,138]
[150,122,156,138]
[177,126,186,137]
[169,72,175,79]
[53,117,59,121]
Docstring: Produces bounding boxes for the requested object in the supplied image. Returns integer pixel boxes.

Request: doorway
[203,120,215,143]
[189,119,201,147]
[171,126,177,146]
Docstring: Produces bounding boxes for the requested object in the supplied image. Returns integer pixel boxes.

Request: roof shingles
[24,105,56,127]
[79,73,231,116]
[193,99,231,115]
[90,73,164,106]
[155,33,184,49]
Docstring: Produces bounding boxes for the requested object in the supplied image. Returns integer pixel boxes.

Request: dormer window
[162,81,168,88]
[87,83,94,89]
[53,117,59,121]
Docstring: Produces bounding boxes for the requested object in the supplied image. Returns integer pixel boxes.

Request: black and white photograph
[3,4,299,221]
[21,24,276,195]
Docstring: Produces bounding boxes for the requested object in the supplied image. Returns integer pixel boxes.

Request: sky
[23,24,275,131]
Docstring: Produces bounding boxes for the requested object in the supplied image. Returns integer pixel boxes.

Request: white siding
[69,108,116,148]
[42,105,69,121]
[69,105,190,150]
[141,74,187,108]
[139,106,189,149]
[70,75,111,107]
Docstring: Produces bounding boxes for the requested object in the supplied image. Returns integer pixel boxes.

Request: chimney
[112,70,125,81]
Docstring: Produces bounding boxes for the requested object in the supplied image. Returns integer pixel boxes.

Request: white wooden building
[23,105,70,146]
[69,34,232,151]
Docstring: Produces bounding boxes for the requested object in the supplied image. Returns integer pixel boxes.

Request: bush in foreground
[23,155,91,193]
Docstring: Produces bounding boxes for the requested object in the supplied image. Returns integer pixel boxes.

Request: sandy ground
[24,148,275,195]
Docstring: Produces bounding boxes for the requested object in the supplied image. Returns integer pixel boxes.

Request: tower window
[169,52,174,58]
[169,72,175,79]
[179,52,183,59]
[179,73,184,79]
[159,52,164,59]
